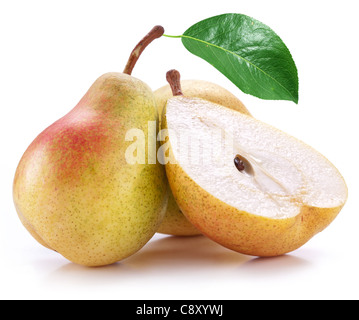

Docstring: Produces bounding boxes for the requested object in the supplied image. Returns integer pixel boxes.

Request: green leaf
[171,13,299,103]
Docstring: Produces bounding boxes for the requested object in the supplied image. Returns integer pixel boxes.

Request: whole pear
[13,26,168,267]
[154,79,251,236]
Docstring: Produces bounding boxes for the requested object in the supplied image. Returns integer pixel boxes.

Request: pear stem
[123,25,165,75]
[166,69,183,96]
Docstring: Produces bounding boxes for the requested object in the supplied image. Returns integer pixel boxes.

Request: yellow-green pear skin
[13,72,168,267]
[155,192,200,236]
[154,80,251,236]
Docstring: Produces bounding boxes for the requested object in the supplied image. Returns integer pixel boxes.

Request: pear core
[165,96,347,220]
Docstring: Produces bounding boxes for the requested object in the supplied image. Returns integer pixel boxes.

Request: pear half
[162,95,348,257]
[155,80,251,236]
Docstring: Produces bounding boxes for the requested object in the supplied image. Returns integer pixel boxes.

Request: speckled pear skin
[161,108,344,257]
[155,192,201,236]
[154,80,251,236]
[13,72,168,267]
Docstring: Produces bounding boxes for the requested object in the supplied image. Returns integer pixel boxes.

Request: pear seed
[234,156,245,172]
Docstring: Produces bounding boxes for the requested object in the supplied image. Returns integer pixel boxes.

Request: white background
[1,0,358,300]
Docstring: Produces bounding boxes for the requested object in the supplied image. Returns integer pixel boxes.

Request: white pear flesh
[163,96,348,256]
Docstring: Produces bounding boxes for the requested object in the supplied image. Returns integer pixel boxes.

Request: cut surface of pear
[155,80,251,236]
[163,96,348,256]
